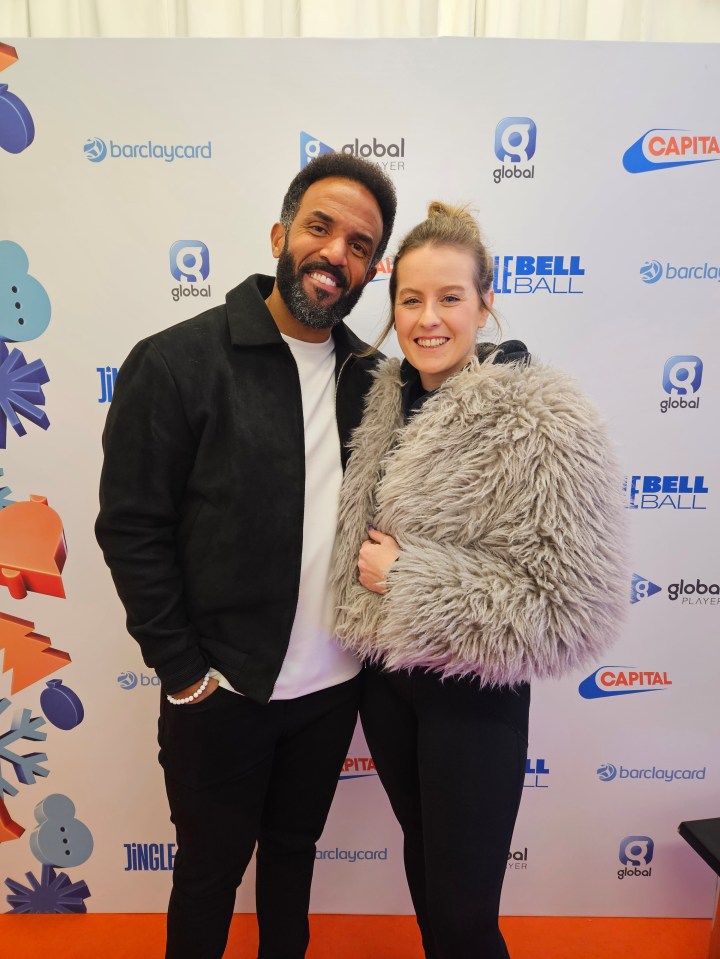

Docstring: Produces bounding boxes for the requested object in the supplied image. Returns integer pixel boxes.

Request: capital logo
[495,117,537,163]
[170,241,210,283]
[640,260,663,284]
[579,667,672,699]
[625,474,708,510]
[624,128,720,173]
[597,763,617,782]
[0,44,35,155]
[339,757,377,780]
[663,356,703,396]
[619,836,654,867]
[84,137,107,163]
[300,131,334,168]
[630,573,662,604]
[117,671,138,690]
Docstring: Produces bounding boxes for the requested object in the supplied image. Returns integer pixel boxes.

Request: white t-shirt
[209,331,360,699]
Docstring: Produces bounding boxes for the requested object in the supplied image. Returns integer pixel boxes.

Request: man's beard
[275,244,365,330]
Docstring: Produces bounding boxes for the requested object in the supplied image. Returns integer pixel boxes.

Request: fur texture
[331,353,627,685]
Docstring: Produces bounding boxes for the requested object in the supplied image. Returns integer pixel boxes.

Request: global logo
[618,835,654,880]
[84,137,107,163]
[640,260,662,284]
[117,671,138,690]
[493,117,537,184]
[630,573,662,604]
[169,241,212,303]
[578,667,672,699]
[623,128,720,173]
[597,763,617,781]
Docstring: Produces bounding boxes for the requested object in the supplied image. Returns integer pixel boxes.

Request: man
[95,153,396,959]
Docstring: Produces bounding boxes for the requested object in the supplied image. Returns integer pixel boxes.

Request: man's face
[272,177,384,330]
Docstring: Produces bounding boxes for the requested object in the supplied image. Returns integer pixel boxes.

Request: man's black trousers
[158,673,362,959]
[361,666,530,959]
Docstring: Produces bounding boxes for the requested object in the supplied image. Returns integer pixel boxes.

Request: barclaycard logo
[84,137,212,163]
[642,260,720,284]
[597,763,706,783]
[117,671,160,689]
[579,667,672,699]
[624,128,720,173]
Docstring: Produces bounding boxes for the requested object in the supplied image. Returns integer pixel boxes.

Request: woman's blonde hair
[369,201,498,352]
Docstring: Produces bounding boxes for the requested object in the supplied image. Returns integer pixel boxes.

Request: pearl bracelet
[166,672,211,706]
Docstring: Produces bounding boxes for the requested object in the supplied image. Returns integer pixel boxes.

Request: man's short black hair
[279,153,397,266]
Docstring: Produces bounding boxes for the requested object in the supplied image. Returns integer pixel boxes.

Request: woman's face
[393,244,492,391]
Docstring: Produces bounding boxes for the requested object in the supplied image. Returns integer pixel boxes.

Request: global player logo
[578,667,672,699]
[639,260,662,284]
[493,117,536,184]
[623,128,720,173]
[618,836,654,879]
[299,131,405,172]
[630,573,661,604]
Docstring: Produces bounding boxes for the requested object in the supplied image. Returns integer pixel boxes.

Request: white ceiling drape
[1,0,720,41]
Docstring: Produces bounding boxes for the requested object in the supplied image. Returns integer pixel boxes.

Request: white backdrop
[0,37,718,920]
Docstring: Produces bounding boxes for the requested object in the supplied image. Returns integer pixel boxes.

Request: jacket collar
[225,273,366,365]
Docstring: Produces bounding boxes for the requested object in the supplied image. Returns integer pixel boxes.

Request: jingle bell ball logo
[300,131,406,172]
[623,128,720,173]
[625,474,708,510]
[618,836,654,880]
[578,667,672,699]
[493,255,585,295]
[493,117,537,184]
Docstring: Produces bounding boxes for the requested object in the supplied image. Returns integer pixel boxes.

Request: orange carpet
[0,914,711,958]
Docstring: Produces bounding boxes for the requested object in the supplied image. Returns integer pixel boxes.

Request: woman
[331,202,626,958]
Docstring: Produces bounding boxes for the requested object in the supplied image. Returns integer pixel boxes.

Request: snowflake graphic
[0,341,50,449]
[6,864,90,913]
[0,697,48,797]
[0,468,13,509]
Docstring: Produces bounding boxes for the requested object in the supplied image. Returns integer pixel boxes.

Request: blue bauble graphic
[40,679,84,730]
[0,84,35,154]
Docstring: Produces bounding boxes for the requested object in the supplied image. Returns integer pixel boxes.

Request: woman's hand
[358,527,400,594]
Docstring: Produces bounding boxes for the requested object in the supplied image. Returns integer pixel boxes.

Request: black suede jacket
[95,275,380,703]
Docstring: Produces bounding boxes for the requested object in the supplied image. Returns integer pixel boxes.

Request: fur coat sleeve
[331,354,627,686]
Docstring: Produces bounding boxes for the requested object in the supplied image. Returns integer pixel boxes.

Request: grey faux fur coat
[331,351,627,686]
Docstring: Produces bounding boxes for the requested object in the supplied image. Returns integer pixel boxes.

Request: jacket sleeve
[377,384,628,686]
[95,339,209,692]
